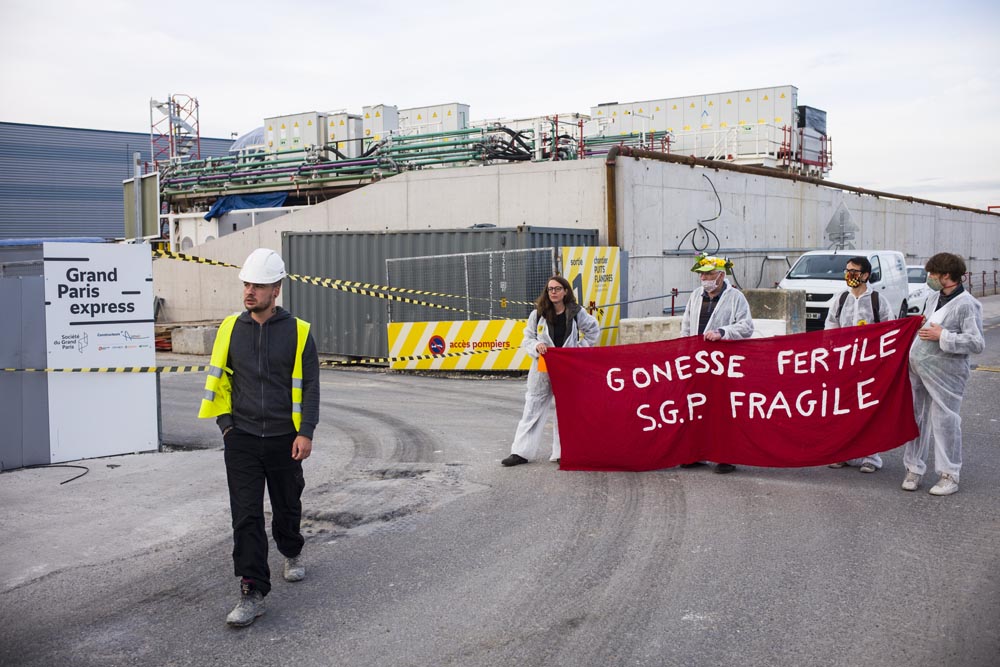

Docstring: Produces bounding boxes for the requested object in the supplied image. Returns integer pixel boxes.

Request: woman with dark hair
[901,252,984,496]
[501,276,600,467]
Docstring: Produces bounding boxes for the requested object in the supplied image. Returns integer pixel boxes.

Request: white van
[778,249,910,331]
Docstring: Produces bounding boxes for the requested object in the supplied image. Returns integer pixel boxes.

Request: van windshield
[786,254,854,279]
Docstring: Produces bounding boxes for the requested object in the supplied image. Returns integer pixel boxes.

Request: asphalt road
[2,317,999,667]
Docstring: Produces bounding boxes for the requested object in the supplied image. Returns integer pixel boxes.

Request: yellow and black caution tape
[286,271,506,320]
[1,347,501,374]
[153,248,535,310]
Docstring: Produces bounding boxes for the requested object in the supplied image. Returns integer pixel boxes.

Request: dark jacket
[216,307,319,439]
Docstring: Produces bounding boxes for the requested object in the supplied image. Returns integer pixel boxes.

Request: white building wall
[615,158,999,317]
[153,156,998,323]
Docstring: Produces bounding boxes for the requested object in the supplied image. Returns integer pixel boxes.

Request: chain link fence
[386,248,557,322]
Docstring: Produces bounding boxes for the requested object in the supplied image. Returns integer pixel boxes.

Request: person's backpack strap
[871,290,880,323]
[835,291,849,319]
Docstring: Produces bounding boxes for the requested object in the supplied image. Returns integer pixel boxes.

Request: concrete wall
[153,160,606,322]
[616,158,1000,317]
[154,154,998,324]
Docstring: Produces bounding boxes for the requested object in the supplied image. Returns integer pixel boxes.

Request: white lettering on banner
[776,329,900,375]
[729,377,881,420]
[636,393,708,431]
[605,350,745,392]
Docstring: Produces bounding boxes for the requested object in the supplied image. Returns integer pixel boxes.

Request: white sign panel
[43,243,158,462]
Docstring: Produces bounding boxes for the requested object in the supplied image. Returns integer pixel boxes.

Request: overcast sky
[1,0,997,210]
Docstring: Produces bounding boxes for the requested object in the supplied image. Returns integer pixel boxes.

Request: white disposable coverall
[680,281,755,340]
[825,284,895,469]
[680,281,754,467]
[903,289,984,482]
[509,306,601,461]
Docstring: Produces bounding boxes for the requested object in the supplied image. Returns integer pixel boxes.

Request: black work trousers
[224,429,305,596]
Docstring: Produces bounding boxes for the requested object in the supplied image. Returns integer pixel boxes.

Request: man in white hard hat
[199,248,320,627]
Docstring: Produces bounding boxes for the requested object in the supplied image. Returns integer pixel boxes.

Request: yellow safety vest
[198,314,311,431]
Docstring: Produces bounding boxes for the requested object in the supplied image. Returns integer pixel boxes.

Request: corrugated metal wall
[0,122,232,239]
[283,227,598,358]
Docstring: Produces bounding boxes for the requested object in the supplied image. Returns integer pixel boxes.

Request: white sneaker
[901,471,922,492]
[929,473,959,496]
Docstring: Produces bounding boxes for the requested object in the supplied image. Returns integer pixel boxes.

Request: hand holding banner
[546,317,922,472]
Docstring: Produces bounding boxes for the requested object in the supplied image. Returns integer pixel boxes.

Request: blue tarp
[204,193,288,220]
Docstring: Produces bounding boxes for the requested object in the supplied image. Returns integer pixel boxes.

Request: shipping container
[282,226,599,358]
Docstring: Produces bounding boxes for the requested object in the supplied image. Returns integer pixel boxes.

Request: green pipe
[383,138,484,152]
[388,127,485,142]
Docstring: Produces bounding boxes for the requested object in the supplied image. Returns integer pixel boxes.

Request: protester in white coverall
[825,256,895,473]
[679,254,755,473]
[502,275,600,467]
[901,252,984,496]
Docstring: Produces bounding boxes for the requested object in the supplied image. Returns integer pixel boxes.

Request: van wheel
[898,300,908,318]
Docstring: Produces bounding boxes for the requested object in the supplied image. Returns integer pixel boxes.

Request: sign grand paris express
[545,317,922,472]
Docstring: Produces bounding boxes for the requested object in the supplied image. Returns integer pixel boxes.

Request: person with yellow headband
[679,253,754,473]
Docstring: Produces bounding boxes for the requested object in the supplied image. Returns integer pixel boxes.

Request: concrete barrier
[171,327,217,355]
[618,316,684,344]
[619,315,788,344]
[744,288,807,334]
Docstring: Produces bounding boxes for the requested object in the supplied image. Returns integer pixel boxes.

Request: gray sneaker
[226,581,265,627]
[283,555,305,582]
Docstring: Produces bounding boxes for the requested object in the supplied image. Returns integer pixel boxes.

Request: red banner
[546,317,921,472]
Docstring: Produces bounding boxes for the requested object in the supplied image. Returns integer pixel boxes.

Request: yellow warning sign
[780,92,786,98]
[683,125,691,131]
[672,104,678,110]
[689,102,695,108]
[727,98,732,104]
[432,112,438,118]
[763,95,769,101]
[387,320,529,371]
[745,97,750,103]
[561,246,620,346]
[638,107,644,113]
[365,112,370,118]
[417,114,423,120]
[447,110,452,116]
[708,101,714,107]
[376,111,381,118]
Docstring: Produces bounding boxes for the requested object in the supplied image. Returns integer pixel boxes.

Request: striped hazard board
[387,319,530,371]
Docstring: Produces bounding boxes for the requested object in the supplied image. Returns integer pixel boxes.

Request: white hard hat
[238,248,287,284]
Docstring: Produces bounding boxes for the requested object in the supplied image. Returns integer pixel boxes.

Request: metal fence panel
[386,248,556,323]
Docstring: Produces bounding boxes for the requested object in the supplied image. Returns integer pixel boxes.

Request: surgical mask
[926,276,943,291]
[701,276,720,291]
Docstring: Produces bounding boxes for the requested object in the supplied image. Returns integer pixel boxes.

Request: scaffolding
[150,94,201,169]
